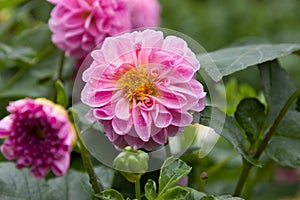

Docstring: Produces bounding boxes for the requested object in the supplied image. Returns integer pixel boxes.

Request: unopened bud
[113,146,149,183]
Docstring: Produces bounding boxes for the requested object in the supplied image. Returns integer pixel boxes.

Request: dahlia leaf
[258,60,296,126]
[55,80,69,108]
[47,170,91,200]
[12,25,52,53]
[94,189,125,200]
[185,188,206,200]
[201,195,244,200]
[157,186,189,200]
[200,106,260,166]
[198,42,300,81]
[266,111,300,167]
[145,179,157,200]
[0,162,53,200]
[234,98,266,145]
[158,157,191,194]
[0,43,36,66]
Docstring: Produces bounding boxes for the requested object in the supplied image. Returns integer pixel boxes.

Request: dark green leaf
[158,186,189,200]
[158,157,191,194]
[0,43,36,66]
[13,25,52,52]
[198,43,300,81]
[235,98,266,144]
[55,80,69,108]
[95,189,125,200]
[259,60,296,126]
[266,111,300,167]
[200,106,259,166]
[0,162,54,200]
[145,179,157,200]
[201,195,244,200]
[47,170,91,200]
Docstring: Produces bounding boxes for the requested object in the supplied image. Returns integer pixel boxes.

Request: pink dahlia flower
[81,29,206,150]
[0,98,76,179]
[48,0,132,58]
[129,0,161,28]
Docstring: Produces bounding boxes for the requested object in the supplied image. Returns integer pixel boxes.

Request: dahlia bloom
[48,0,131,58]
[81,29,206,150]
[0,98,76,179]
[129,0,161,28]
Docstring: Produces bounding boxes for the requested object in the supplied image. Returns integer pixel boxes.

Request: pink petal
[52,155,70,176]
[115,98,130,120]
[81,86,113,107]
[132,104,151,142]
[0,116,12,137]
[93,105,113,120]
[112,118,132,135]
[154,86,187,109]
[170,111,193,127]
[152,128,167,144]
[151,104,172,128]
[0,141,15,160]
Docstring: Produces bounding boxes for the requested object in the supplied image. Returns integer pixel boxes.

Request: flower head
[129,0,160,28]
[48,0,132,58]
[81,29,206,150]
[0,98,76,179]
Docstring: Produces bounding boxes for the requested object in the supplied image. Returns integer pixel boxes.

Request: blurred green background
[0,0,300,199]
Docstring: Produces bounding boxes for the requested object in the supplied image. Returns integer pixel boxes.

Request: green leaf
[158,157,192,194]
[13,25,52,52]
[47,170,91,200]
[234,98,266,144]
[95,189,125,200]
[259,60,296,126]
[198,42,300,81]
[55,80,69,108]
[0,43,36,66]
[145,179,157,200]
[0,0,26,9]
[158,186,189,200]
[0,162,54,200]
[266,111,300,167]
[201,195,244,200]
[200,106,259,166]
[185,188,206,200]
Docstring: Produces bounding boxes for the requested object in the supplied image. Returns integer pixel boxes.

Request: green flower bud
[113,146,149,183]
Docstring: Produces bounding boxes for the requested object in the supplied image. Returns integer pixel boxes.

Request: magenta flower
[48,0,131,59]
[0,98,76,179]
[81,29,206,150]
[129,0,161,28]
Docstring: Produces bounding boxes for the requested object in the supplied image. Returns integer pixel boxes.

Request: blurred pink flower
[81,29,206,150]
[48,0,131,58]
[0,98,76,179]
[129,0,160,28]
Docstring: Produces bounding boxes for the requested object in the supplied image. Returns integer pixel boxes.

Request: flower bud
[113,146,149,183]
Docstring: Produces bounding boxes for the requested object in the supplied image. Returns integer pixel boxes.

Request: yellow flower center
[118,67,156,103]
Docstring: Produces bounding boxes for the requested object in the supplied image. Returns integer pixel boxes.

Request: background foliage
[0,0,300,199]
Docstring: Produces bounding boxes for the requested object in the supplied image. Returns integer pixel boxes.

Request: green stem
[233,159,252,196]
[57,51,65,81]
[233,88,300,196]
[72,112,102,194]
[135,179,141,200]
[253,87,300,160]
